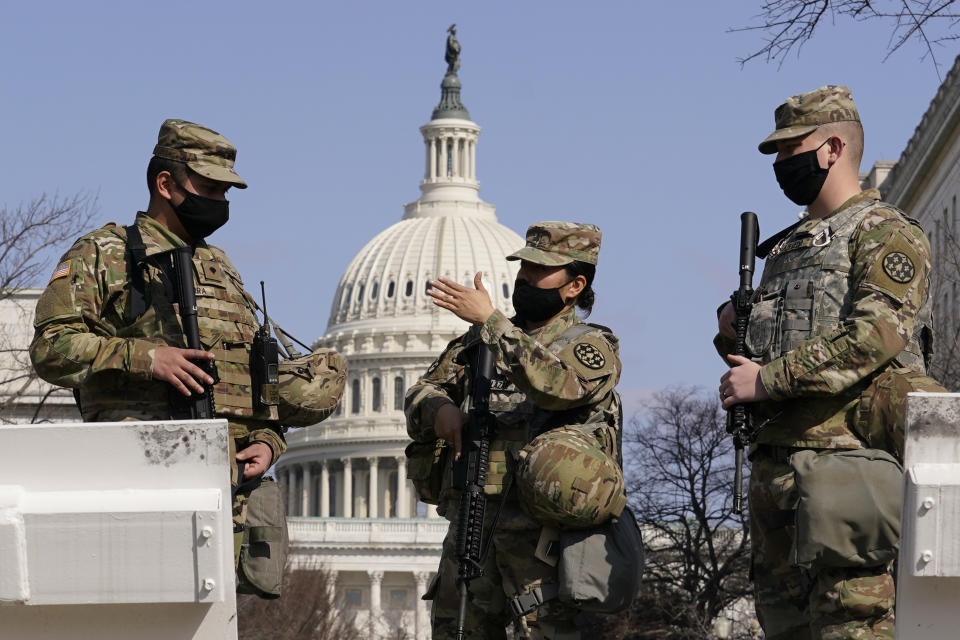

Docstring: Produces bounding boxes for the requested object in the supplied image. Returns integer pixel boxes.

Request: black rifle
[169,246,218,420]
[451,343,496,640]
[251,281,280,411]
[727,212,758,515]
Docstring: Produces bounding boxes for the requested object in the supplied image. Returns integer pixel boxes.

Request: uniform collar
[820,189,881,221]
[134,211,206,256]
[524,306,580,345]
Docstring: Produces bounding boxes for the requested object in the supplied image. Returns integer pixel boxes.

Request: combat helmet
[277,348,347,427]
[515,426,626,529]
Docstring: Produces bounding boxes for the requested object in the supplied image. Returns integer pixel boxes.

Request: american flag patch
[49,261,71,283]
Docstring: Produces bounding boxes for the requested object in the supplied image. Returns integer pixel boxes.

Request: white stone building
[0,288,77,424]
[276,57,523,638]
[879,53,960,386]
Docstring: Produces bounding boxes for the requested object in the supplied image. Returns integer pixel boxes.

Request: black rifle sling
[756,220,802,259]
[125,225,149,319]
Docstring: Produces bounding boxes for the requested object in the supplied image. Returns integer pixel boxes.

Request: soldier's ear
[564,275,587,303]
[155,171,176,201]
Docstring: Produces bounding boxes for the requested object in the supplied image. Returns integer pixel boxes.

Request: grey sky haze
[1,1,952,417]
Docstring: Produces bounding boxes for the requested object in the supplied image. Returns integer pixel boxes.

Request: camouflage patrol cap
[758,85,860,155]
[153,118,248,188]
[506,221,602,266]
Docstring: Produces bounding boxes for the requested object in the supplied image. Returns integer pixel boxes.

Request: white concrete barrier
[897,392,960,639]
[0,420,237,640]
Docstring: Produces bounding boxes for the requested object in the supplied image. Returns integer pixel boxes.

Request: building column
[424,140,430,179]
[367,457,379,518]
[414,571,431,640]
[429,137,437,179]
[470,140,476,179]
[342,458,353,518]
[396,455,408,518]
[320,459,330,517]
[301,463,312,517]
[426,504,438,519]
[287,467,297,515]
[368,570,383,617]
[440,136,448,177]
[452,137,460,177]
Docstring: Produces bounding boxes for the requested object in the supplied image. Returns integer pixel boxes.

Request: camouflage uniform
[29,119,284,545]
[406,222,623,640]
[716,87,935,639]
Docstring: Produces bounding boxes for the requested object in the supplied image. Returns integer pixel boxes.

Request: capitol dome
[276,37,522,640]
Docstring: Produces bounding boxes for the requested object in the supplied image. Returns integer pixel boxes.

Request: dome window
[371,283,379,299]
[372,377,382,412]
[502,283,509,298]
[405,280,414,297]
[387,281,395,298]
[394,376,405,410]
[351,379,361,414]
[357,285,365,303]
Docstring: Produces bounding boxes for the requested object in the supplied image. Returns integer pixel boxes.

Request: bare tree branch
[732,1,960,70]
[584,388,756,639]
[0,193,95,424]
[237,564,364,640]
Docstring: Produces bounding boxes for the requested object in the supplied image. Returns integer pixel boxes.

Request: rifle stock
[728,212,758,515]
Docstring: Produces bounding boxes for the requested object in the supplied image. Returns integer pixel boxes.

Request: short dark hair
[146,156,189,197]
[564,260,596,316]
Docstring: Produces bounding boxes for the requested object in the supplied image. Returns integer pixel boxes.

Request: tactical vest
[192,244,276,421]
[77,223,275,422]
[467,322,622,497]
[746,198,932,447]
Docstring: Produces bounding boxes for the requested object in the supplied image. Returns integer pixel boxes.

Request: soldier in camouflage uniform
[30,119,285,566]
[406,222,623,640]
[716,86,939,639]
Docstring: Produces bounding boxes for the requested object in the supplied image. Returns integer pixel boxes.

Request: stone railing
[285,420,407,446]
[287,517,448,546]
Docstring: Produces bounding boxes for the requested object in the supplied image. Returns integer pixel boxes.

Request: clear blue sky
[1,1,953,417]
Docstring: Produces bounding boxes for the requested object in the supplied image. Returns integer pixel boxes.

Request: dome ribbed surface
[326,214,523,333]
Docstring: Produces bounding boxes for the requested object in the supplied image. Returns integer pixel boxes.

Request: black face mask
[773,139,830,206]
[169,182,229,240]
[512,278,571,323]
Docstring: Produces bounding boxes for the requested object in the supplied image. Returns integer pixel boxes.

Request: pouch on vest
[405,439,448,506]
[237,476,289,598]
[556,506,644,612]
[854,367,946,461]
[789,448,902,571]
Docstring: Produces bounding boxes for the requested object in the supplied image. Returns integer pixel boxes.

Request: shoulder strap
[757,220,802,259]
[547,322,597,355]
[125,225,149,319]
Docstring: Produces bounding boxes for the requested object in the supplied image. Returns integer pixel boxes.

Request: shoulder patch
[882,251,915,284]
[863,230,926,303]
[558,334,617,380]
[49,261,71,284]
[574,342,606,370]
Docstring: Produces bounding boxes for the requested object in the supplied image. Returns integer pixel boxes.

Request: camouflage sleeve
[713,300,736,360]
[248,425,287,466]
[479,309,621,411]
[404,336,467,442]
[30,236,162,388]
[714,333,736,360]
[759,216,931,400]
